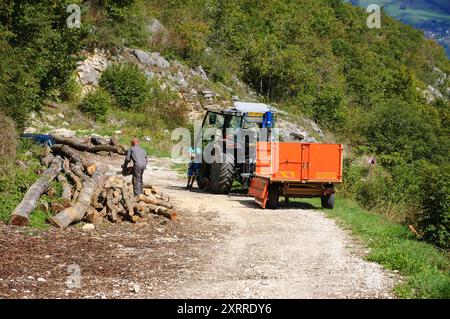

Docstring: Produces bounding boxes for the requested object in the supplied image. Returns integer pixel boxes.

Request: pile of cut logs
[9,135,178,229]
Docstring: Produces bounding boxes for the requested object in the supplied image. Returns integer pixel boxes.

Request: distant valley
[347,0,450,57]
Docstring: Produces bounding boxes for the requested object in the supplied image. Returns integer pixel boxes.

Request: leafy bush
[146,80,188,129]
[61,74,83,104]
[99,63,150,110]
[363,99,438,162]
[354,165,392,210]
[419,165,450,249]
[0,37,41,131]
[310,86,344,126]
[0,112,18,176]
[85,0,150,49]
[79,89,112,122]
[0,1,86,130]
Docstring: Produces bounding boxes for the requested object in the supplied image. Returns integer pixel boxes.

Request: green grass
[171,162,188,176]
[296,196,450,299]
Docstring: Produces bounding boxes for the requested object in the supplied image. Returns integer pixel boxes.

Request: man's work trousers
[132,166,145,196]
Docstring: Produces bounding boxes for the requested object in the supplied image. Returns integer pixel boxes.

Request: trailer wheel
[266,184,280,209]
[321,194,335,209]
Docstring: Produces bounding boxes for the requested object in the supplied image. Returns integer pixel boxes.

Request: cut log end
[9,215,30,227]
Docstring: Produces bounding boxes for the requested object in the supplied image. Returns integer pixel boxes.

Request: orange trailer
[248,142,343,209]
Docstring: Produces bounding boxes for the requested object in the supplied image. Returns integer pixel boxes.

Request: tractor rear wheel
[209,152,235,194]
[196,163,209,190]
[266,184,280,209]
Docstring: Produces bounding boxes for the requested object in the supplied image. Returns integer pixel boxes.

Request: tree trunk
[137,194,173,209]
[48,165,107,229]
[51,135,127,155]
[9,157,63,226]
[52,144,96,176]
[57,174,72,203]
[106,187,118,222]
[121,183,136,216]
[146,203,178,220]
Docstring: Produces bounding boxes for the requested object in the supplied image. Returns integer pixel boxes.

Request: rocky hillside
[25,42,327,144]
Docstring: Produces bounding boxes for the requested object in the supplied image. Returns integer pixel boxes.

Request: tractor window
[203,112,225,144]
[242,118,262,130]
[227,115,242,129]
[204,112,224,130]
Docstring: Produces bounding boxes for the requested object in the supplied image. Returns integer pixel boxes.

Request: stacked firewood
[85,176,178,225]
[9,135,178,229]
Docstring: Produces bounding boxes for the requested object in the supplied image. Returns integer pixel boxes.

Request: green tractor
[196,102,275,194]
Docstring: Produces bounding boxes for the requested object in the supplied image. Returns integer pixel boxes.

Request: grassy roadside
[298,197,450,299]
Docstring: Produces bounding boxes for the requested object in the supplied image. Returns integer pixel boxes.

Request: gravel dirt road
[0,155,397,299]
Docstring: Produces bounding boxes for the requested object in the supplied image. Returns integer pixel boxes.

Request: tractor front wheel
[209,152,235,194]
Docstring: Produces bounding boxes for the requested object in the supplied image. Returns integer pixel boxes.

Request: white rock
[197,66,208,81]
[37,278,46,282]
[147,18,167,35]
[310,121,324,137]
[50,128,75,138]
[148,52,170,68]
[57,113,65,119]
[24,127,37,134]
[132,284,140,293]
[82,223,95,231]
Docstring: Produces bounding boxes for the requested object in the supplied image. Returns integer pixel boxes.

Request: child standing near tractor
[186,146,202,189]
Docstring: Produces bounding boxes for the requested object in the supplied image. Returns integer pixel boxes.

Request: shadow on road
[278,201,319,210]
[166,184,320,210]
[237,199,319,210]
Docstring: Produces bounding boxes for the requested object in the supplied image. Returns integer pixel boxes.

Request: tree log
[146,203,178,220]
[41,154,54,167]
[110,137,128,154]
[90,136,105,145]
[84,207,103,225]
[51,135,127,155]
[52,144,96,176]
[133,204,149,216]
[57,174,72,203]
[68,171,82,204]
[48,165,107,228]
[121,183,136,216]
[106,188,117,222]
[137,194,173,209]
[9,157,63,226]
[91,176,108,209]
[130,215,140,223]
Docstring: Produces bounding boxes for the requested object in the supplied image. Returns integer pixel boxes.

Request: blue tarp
[21,134,55,147]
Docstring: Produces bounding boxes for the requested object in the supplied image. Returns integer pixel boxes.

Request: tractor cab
[198,102,276,194]
[202,102,275,142]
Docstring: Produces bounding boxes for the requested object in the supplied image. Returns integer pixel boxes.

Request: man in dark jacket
[122,138,148,196]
